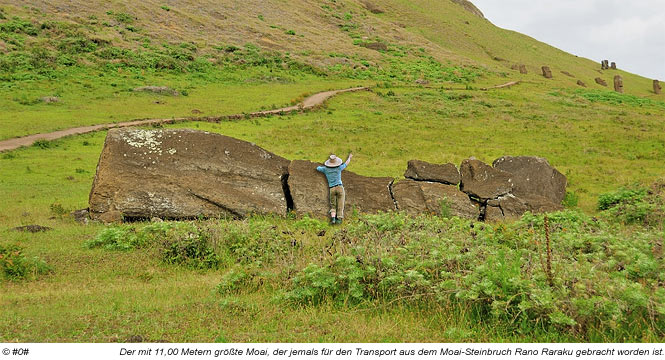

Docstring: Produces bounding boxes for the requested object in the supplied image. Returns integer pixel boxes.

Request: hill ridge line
[0,87,369,153]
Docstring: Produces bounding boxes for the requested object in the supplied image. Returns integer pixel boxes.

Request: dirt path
[480,81,521,91]
[0,87,368,152]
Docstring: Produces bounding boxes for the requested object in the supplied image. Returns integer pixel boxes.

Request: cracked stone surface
[288,159,396,217]
[393,180,478,219]
[89,128,289,221]
[492,156,567,205]
[404,160,460,185]
[459,158,513,200]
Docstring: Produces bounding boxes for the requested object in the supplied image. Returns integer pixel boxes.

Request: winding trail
[0,86,368,152]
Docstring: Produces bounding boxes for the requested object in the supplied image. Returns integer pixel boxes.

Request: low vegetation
[2,0,665,343]
[0,244,51,281]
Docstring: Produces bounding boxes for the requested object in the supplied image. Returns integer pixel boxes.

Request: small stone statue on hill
[614,75,623,93]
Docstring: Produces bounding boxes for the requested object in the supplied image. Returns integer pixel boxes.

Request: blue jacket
[316,163,347,188]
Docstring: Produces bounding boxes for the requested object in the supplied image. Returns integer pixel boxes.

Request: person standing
[316,153,352,224]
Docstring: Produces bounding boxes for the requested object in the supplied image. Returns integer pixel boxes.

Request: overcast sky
[471,0,665,80]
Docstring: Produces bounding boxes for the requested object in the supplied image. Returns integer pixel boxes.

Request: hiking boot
[336,218,343,225]
[330,217,337,225]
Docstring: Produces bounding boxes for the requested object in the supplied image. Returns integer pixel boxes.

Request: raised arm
[345,153,353,166]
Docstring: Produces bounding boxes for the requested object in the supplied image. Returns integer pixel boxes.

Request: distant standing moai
[655,80,662,94]
[601,60,609,70]
[610,62,617,70]
[614,75,623,93]
[519,64,528,74]
[542,66,552,78]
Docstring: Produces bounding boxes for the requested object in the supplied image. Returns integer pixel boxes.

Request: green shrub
[1,244,51,281]
[283,211,665,335]
[49,202,68,217]
[562,191,579,208]
[217,217,287,265]
[57,37,97,54]
[161,227,220,269]
[598,187,647,210]
[114,12,134,24]
[216,265,267,294]
[0,17,39,36]
[597,186,665,226]
[86,225,139,250]
[33,139,54,149]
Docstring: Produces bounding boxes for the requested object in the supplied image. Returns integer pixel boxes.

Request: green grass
[3,210,665,342]
[0,76,361,140]
[2,0,665,343]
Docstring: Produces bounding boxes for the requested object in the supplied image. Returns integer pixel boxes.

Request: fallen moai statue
[89,129,567,223]
[595,77,608,87]
[89,128,291,222]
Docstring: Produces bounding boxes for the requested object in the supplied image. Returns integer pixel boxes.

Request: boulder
[71,209,90,225]
[655,80,662,94]
[404,160,460,185]
[288,160,395,217]
[360,0,384,14]
[11,225,53,233]
[484,205,504,222]
[541,66,552,79]
[614,75,623,93]
[393,180,478,219]
[459,159,513,200]
[519,64,528,74]
[576,80,587,87]
[487,194,563,219]
[89,128,290,221]
[133,86,179,96]
[595,77,607,87]
[492,155,567,205]
[40,96,60,103]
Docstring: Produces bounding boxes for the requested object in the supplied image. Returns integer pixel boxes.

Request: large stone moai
[541,66,552,78]
[601,60,609,70]
[613,75,623,93]
[654,80,662,94]
[610,62,617,70]
[519,64,528,74]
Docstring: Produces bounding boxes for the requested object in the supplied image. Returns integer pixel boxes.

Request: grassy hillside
[2,0,665,343]
[1,0,662,139]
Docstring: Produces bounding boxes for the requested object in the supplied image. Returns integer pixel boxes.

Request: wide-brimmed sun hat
[324,154,343,167]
